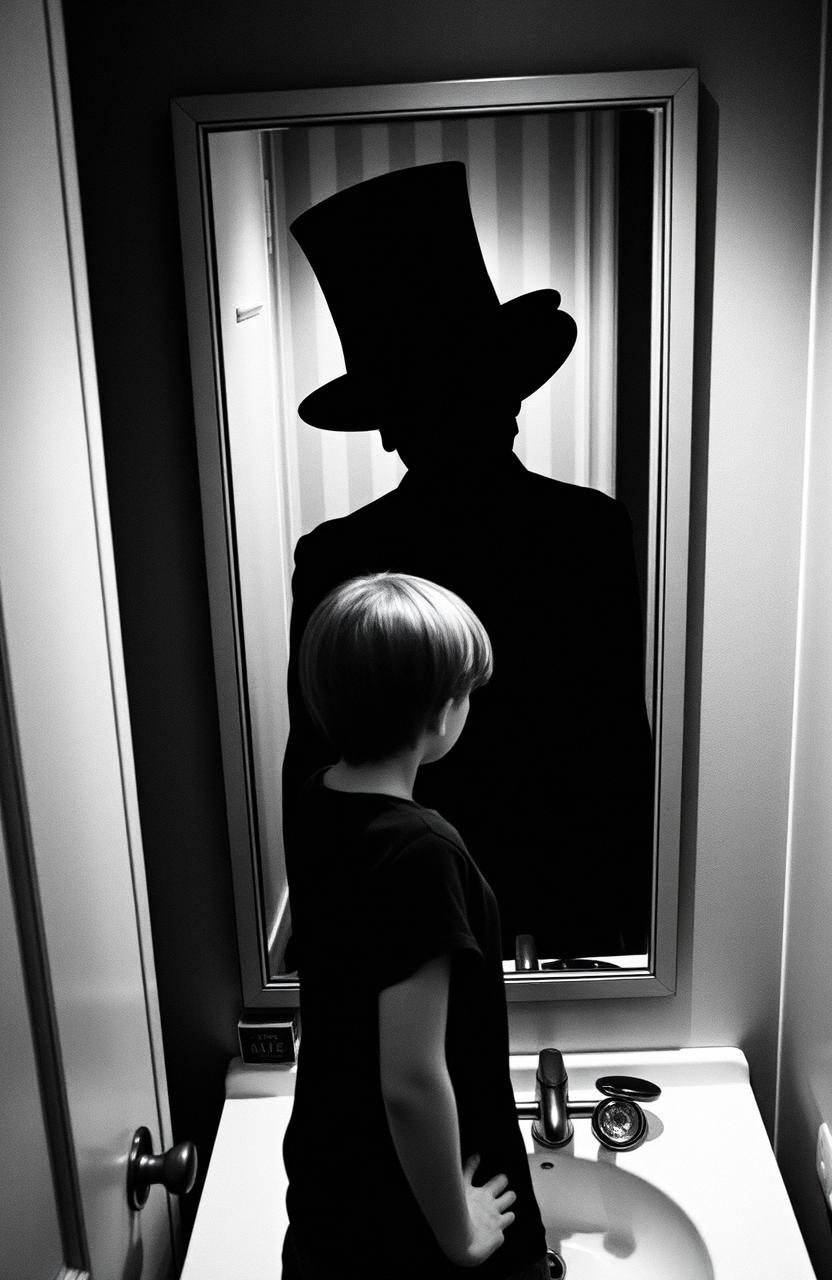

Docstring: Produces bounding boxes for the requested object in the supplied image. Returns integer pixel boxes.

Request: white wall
[507,0,823,1142]
[776,10,832,1272]
[177,0,826,1142]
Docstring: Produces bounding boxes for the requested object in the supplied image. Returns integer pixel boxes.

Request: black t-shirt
[283,772,546,1278]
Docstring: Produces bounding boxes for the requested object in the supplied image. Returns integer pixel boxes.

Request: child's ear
[433,698,455,738]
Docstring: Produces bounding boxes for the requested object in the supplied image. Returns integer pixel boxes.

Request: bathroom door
[1,0,175,1276]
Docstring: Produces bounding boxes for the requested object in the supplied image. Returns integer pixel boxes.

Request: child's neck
[324,751,420,800]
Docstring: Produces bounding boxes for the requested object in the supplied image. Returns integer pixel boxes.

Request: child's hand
[456,1153,516,1267]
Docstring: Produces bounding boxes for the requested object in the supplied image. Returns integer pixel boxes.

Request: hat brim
[297,290,577,430]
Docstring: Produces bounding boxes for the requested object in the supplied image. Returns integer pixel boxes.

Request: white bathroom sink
[180,1048,816,1280]
[529,1151,713,1278]
[512,1048,815,1279]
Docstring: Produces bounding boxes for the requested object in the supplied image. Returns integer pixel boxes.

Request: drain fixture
[591,1096,647,1150]
[547,1249,567,1278]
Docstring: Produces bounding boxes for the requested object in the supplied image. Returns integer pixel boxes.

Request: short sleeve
[363,833,483,991]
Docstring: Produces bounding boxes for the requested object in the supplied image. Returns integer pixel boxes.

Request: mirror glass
[172,71,696,1002]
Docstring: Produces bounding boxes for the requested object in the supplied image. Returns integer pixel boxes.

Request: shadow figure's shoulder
[293,487,411,574]
[521,470,627,527]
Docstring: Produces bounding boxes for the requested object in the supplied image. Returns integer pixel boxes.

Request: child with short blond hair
[282,572,548,1280]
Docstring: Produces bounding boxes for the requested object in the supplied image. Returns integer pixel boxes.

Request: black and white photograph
[2,2,831,1277]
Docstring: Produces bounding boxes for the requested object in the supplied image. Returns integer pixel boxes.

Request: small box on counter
[237,1008,300,1064]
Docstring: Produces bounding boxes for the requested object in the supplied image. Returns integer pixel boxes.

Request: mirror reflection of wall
[208,106,659,981]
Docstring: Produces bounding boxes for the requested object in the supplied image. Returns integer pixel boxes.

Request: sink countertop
[181,1047,816,1279]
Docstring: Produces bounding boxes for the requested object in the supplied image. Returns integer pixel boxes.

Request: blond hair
[300,572,492,763]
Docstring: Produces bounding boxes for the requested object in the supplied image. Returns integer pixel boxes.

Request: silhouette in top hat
[282,161,653,961]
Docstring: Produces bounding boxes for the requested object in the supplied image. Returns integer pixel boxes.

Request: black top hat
[290,161,577,430]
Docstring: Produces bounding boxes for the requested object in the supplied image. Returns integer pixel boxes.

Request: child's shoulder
[366,799,469,872]
[377,797,464,842]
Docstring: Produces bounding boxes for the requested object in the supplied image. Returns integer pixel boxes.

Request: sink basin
[529,1150,713,1278]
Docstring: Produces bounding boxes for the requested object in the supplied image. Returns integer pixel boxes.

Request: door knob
[127,1126,198,1210]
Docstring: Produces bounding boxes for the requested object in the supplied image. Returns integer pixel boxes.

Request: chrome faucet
[515,1048,573,1145]
[534,1048,574,1145]
[514,933,540,972]
[516,1049,661,1150]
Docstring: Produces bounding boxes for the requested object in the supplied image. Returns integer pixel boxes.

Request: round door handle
[127,1126,198,1210]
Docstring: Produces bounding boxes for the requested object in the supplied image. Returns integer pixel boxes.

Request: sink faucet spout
[532,1048,574,1147]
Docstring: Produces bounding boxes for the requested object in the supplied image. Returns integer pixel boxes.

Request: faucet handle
[595,1075,661,1102]
[515,933,540,971]
[538,1048,568,1087]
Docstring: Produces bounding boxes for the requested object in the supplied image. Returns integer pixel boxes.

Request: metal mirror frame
[171,68,697,1007]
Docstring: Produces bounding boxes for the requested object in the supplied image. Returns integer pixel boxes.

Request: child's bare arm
[378,955,516,1267]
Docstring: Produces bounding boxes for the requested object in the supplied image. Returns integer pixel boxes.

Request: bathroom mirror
[172,69,697,1005]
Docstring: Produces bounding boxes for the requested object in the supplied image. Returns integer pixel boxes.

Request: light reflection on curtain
[268,109,619,553]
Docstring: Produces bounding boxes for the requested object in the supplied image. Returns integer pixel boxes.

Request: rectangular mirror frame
[172,68,697,1006]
